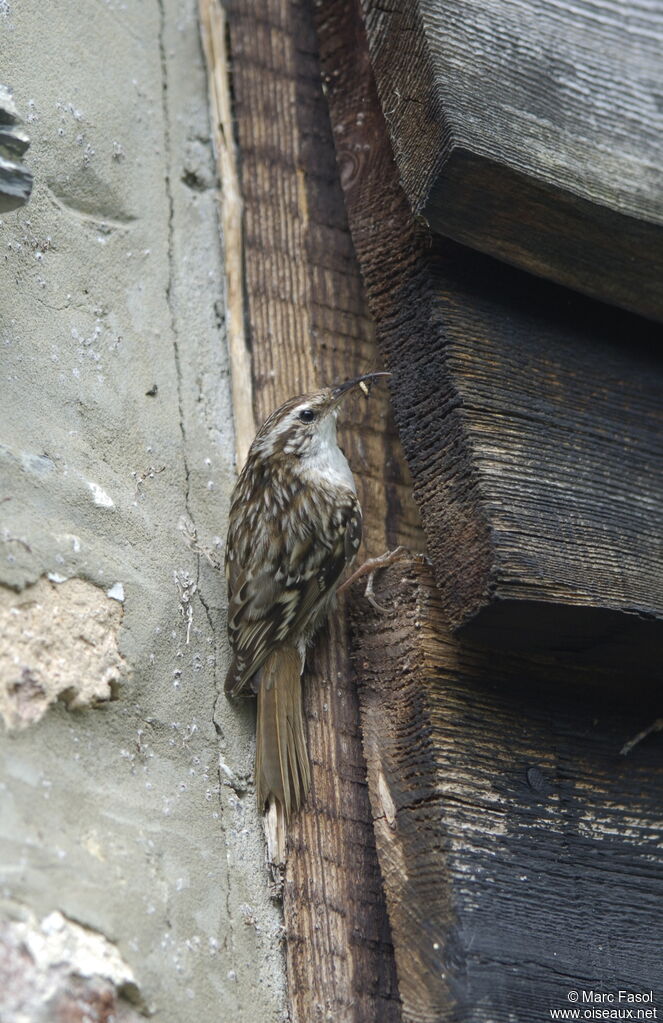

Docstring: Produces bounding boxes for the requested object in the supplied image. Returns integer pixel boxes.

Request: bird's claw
[364,570,389,613]
[339,545,412,611]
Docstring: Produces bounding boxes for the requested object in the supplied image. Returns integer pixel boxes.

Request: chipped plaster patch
[0,576,125,730]
[106,581,125,602]
[0,908,146,1022]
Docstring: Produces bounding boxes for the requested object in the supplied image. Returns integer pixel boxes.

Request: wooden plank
[225,0,423,1019]
[352,556,663,1023]
[315,0,663,668]
[356,0,663,323]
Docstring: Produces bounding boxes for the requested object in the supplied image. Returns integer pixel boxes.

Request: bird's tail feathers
[255,646,310,862]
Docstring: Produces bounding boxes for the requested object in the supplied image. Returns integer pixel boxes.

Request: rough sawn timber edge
[314,0,663,667]
[351,555,663,1022]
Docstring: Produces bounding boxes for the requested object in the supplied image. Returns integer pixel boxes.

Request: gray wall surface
[0,1,286,1020]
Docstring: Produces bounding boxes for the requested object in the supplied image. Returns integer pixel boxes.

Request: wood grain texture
[226,0,423,1018]
[358,0,663,322]
[352,556,663,1023]
[316,0,663,667]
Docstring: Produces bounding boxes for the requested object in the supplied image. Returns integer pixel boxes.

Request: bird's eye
[298,409,316,423]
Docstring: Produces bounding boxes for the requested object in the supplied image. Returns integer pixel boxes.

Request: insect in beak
[330,372,391,404]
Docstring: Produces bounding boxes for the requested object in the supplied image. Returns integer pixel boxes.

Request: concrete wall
[0,2,286,1020]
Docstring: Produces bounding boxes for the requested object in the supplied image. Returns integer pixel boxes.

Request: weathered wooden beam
[352,557,663,1023]
[225,0,423,1018]
[356,0,663,323]
[315,0,663,668]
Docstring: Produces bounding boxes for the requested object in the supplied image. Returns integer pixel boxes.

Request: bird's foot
[338,545,414,612]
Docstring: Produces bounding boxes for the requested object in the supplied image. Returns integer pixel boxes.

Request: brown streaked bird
[225,373,389,860]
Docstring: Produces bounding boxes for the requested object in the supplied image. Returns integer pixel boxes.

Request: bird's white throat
[299,414,356,493]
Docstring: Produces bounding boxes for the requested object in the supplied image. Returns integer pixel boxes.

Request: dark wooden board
[352,557,663,1023]
[357,0,663,322]
[226,0,423,1018]
[315,0,663,667]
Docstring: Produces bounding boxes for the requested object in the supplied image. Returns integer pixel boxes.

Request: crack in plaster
[156,0,192,517]
[155,0,247,991]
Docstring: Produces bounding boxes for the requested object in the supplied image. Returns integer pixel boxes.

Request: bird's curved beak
[330,372,391,404]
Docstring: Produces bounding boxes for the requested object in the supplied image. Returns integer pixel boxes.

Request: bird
[224,372,390,861]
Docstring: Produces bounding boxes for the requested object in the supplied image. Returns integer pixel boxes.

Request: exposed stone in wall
[0,577,125,730]
[0,908,144,1023]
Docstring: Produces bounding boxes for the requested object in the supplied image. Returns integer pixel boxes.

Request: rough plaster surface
[0,576,125,729]
[0,2,286,1020]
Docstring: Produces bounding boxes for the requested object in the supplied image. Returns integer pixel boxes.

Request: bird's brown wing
[225,491,361,696]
